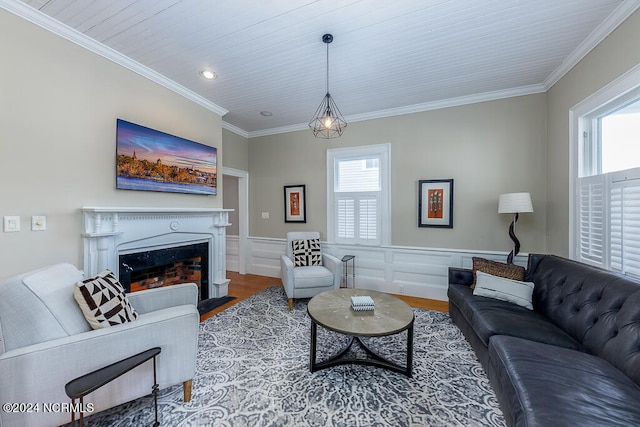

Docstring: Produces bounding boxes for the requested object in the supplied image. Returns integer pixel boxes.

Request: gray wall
[546,10,640,257]
[249,94,547,253]
[0,10,223,280]
[222,129,249,171]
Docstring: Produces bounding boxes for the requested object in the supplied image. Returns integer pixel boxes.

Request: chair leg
[288,298,293,311]
[183,379,192,402]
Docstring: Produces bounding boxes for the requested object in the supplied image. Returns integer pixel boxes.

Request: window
[576,87,640,277]
[580,96,640,177]
[327,144,390,245]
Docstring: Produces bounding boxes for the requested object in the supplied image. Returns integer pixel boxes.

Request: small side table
[341,255,355,288]
[65,347,161,427]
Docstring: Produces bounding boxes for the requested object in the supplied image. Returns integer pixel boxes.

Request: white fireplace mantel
[81,207,233,298]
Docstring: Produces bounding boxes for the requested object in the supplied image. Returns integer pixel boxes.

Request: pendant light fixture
[309,34,347,139]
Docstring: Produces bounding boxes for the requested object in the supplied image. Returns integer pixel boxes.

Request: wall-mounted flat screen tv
[116,119,217,195]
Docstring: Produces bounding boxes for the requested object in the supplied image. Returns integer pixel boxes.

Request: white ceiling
[4,0,640,137]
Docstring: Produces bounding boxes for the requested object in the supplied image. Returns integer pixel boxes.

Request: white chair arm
[280,255,295,298]
[323,254,343,289]
[126,283,198,314]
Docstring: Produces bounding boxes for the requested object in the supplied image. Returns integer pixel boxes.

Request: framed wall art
[418,179,453,228]
[284,185,306,223]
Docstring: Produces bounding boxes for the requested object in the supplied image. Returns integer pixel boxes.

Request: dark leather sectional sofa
[448,253,640,426]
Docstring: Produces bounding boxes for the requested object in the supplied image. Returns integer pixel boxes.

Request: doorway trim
[222,167,248,274]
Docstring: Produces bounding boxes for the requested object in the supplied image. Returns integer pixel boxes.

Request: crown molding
[0,0,228,117]
[344,85,547,124]
[243,84,546,138]
[221,121,249,138]
[247,123,309,138]
[544,0,640,89]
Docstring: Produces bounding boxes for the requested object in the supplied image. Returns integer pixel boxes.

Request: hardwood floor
[201,271,449,321]
[200,271,274,321]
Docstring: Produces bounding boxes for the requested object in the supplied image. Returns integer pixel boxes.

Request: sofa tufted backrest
[527,254,640,386]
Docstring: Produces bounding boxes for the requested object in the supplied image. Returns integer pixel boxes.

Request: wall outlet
[3,216,20,232]
[32,215,47,231]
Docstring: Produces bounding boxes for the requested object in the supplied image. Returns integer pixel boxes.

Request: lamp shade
[498,192,533,214]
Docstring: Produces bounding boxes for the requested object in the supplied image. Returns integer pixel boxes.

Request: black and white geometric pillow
[292,239,322,267]
[74,270,139,330]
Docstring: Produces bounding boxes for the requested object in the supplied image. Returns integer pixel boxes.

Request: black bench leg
[152,355,160,427]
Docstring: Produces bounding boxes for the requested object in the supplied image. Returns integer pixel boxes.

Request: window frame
[570,63,640,272]
[327,143,391,246]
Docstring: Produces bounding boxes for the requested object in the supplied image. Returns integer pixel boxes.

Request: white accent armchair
[280,232,342,310]
[0,263,199,427]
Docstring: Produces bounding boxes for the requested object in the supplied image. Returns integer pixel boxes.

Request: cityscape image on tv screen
[116,119,217,195]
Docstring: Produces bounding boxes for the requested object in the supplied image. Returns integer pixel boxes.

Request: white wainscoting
[244,236,529,301]
[226,235,240,272]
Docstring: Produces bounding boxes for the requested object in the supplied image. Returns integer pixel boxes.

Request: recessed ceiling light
[260,111,273,117]
[199,69,217,80]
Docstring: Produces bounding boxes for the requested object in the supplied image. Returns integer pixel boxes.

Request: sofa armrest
[448,267,473,287]
[524,253,546,281]
[126,282,198,314]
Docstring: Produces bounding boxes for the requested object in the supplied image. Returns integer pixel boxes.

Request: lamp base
[506,213,520,264]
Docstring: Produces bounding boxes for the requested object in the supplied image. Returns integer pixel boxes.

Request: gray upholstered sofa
[0,263,199,427]
[448,254,640,426]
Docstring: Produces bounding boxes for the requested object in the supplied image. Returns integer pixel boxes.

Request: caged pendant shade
[309,34,347,139]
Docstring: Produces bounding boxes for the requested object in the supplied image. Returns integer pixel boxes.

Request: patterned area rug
[79,286,505,427]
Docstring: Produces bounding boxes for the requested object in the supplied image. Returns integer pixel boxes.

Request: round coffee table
[307,289,414,377]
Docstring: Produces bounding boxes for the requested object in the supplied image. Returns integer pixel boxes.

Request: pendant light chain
[325,41,330,95]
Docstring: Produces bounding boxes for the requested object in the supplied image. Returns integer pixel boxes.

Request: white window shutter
[358,196,378,242]
[337,197,355,240]
[578,175,606,266]
[610,177,640,278]
[610,185,622,271]
[336,193,379,244]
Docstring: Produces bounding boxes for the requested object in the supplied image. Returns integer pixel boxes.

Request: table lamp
[498,192,534,263]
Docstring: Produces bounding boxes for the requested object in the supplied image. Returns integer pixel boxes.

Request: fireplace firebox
[119,242,209,300]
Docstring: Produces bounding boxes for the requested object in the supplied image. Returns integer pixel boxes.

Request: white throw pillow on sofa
[473,271,535,310]
[74,270,138,329]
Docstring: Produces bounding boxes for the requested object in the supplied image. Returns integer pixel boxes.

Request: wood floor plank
[200,271,448,321]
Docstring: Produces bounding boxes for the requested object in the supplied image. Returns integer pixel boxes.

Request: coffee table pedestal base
[310,321,413,377]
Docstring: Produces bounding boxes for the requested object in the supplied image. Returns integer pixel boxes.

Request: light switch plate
[32,215,46,231]
[3,216,21,232]
[261,212,269,219]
